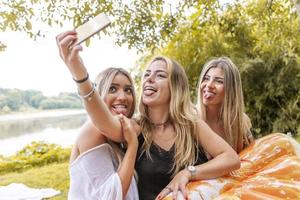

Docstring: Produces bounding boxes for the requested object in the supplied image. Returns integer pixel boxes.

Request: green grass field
[0,162,69,200]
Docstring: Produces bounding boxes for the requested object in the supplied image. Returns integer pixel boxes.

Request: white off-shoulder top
[68,143,139,200]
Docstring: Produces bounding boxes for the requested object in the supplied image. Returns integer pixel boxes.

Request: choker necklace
[151,119,169,127]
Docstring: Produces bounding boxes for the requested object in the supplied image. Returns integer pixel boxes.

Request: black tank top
[135,135,208,200]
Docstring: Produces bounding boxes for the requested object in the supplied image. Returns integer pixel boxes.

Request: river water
[0,110,87,156]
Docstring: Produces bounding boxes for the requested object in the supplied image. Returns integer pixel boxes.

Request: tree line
[0,88,83,114]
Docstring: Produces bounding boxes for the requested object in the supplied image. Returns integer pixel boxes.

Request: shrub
[0,141,71,175]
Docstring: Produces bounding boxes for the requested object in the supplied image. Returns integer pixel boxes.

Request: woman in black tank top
[136,135,208,200]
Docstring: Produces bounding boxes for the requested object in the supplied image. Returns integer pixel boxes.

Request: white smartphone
[70,13,111,48]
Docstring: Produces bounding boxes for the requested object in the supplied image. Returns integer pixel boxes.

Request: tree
[158,0,300,136]
[0,0,197,52]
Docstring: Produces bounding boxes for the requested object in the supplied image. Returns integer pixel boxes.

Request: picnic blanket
[0,183,60,200]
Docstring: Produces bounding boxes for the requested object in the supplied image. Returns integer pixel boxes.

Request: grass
[0,135,299,200]
[0,162,69,200]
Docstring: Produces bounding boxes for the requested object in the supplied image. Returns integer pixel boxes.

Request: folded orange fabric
[163,133,300,200]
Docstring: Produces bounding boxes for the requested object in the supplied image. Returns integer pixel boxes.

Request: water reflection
[0,112,87,156]
[0,114,87,139]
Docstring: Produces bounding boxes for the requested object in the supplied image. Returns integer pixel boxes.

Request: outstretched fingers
[172,184,179,200]
[179,183,188,199]
[155,187,172,200]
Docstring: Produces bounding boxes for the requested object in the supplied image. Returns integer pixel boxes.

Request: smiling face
[104,73,134,117]
[142,59,170,107]
[200,67,225,107]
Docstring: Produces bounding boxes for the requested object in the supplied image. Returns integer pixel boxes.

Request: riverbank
[1,135,299,199]
[0,109,86,122]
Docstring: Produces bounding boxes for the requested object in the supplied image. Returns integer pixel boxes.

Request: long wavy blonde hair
[197,57,251,153]
[138,56,200,176]
[94,67,136,165]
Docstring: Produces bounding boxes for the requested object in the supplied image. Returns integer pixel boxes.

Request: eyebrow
[111,83,133,88]
[145,69,168,74]
[204,75,224,80]
[215,77,224,80]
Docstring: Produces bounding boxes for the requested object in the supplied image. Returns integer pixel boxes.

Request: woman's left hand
[155,169,190,200]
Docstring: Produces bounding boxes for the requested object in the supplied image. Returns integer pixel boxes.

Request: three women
[56,30,241,200]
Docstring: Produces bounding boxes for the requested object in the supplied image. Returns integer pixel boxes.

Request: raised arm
[56,31,123,142]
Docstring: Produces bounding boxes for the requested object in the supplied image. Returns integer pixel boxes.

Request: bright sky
[0,27,139,96]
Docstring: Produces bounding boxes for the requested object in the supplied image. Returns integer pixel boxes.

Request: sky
[0,27,139,96]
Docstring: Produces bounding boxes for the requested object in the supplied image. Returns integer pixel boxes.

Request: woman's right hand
[55,31,87,80]
[119,115,139,147]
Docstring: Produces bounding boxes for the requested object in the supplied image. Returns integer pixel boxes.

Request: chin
[142,99,157,107]
[202,99,210,105]
[143,96,154,104]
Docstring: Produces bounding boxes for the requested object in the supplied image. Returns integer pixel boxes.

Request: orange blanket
[163,133,300,200]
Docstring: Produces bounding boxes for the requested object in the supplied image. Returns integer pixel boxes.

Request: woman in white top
[64,67,140,200]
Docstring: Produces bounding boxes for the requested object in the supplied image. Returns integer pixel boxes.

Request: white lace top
[68,143,139,200]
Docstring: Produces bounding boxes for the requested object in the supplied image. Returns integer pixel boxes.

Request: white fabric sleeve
[68,144,124,200]
[93,172,123,200]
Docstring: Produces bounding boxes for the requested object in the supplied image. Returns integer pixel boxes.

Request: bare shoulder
[243,113,252,127]
[76,120,107,154]
[196,119,215,141]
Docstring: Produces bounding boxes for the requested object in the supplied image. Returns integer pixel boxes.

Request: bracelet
[78,83,95,101]
[73,73,89,84]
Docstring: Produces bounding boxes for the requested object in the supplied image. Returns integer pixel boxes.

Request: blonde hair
[94,67,136,164]
[139,56,200,176]
[197,57,251,153]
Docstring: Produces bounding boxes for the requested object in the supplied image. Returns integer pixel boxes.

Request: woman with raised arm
[197,57,254,154]
[56,31,240,200]
[58,66,139,198]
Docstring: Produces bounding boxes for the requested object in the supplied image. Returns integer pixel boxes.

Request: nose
[117,90,127,101]
[206,79,214,88]
[145,73,155,83]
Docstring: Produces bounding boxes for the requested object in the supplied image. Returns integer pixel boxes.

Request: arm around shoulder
[193,120,240,180]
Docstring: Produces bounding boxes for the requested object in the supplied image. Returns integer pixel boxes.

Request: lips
[203,90,215,99]
[112,104,128,115]
[143,85,157,96]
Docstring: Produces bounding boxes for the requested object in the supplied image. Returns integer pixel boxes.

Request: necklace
[150,119,169,127]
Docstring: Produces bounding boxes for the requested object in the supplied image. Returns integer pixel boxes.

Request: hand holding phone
[70,13,111,49]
